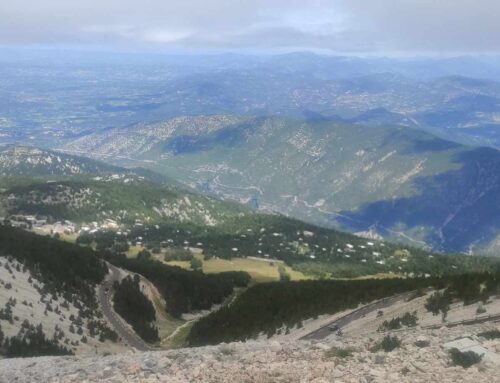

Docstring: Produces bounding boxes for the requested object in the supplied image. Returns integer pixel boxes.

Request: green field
[162,254,309,283]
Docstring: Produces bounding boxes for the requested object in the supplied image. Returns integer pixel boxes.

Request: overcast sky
[1,0,500,54]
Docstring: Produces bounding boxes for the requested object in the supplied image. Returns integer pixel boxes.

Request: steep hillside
[63,115,500,254]
[0,225,124,357]
[188,271,500,345]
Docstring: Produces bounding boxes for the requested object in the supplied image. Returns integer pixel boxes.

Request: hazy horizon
[2,0,500,55]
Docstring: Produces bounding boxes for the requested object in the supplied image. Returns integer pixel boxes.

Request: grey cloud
[1,0,500,53]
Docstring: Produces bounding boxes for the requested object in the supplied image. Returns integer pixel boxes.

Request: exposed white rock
[2,324,500,382]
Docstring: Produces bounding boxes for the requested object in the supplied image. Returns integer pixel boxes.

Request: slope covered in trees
[108,254,250,318]
[112,275,159,343]
[187,272,500,346]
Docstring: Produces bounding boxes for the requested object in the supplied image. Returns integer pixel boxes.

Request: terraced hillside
[63,115,500,254]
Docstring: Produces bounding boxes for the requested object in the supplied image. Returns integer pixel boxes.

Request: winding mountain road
[98,263,153,352]
[300,291,417,340]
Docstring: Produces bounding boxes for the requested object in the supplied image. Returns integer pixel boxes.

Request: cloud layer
[1,0,500,53]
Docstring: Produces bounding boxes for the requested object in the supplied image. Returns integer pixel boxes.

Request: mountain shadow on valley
[336,147,500,252]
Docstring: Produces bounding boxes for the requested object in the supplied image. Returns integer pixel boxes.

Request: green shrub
[478,329,500,340]
[378,311,418,331]
[190,257,203,271]
[325,347,354,358]
[449,348,483,368]
[425,291,451,321]
[414,338,430,348]
[278,265,291,282]
[372,335,401,352]
[476,305,487,315]
[164,247,194,262]
[406,288,426,301]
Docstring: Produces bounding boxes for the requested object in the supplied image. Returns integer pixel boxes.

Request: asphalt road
[98,263,153,352]
[301,291,416,340]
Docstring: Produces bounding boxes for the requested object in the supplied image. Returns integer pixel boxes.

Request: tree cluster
[112,275,159,343]
[188,277,437,346]
[378,311,418,331]
[0,322,72,358]
[108,255,250,318]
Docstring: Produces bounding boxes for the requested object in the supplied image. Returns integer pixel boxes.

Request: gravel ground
[2,324,500,382]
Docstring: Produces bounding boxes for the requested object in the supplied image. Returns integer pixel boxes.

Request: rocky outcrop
[2,324,499,382]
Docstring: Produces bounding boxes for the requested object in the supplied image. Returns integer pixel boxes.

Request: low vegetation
[325,347,354,358]
[371,335,401,353]
[75,211,500,281]
[378,311,418,331]
[164,247,194,262]
[449,348,483,368]
[478,329,500,340]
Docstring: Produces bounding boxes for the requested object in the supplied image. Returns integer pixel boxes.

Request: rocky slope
[0,145,124,177]
[2,324,499,382]
[0,255,127,356]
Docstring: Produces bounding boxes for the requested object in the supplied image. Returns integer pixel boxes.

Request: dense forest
[187,272,500,346]
[112,275,159,343]
[107,254,250,317]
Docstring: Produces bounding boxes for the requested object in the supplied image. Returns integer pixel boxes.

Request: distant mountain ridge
[0,145,167,183]
[0,145,121,176]
[4,53,500,150]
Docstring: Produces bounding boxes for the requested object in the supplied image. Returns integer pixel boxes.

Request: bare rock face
[1,325,500,382]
